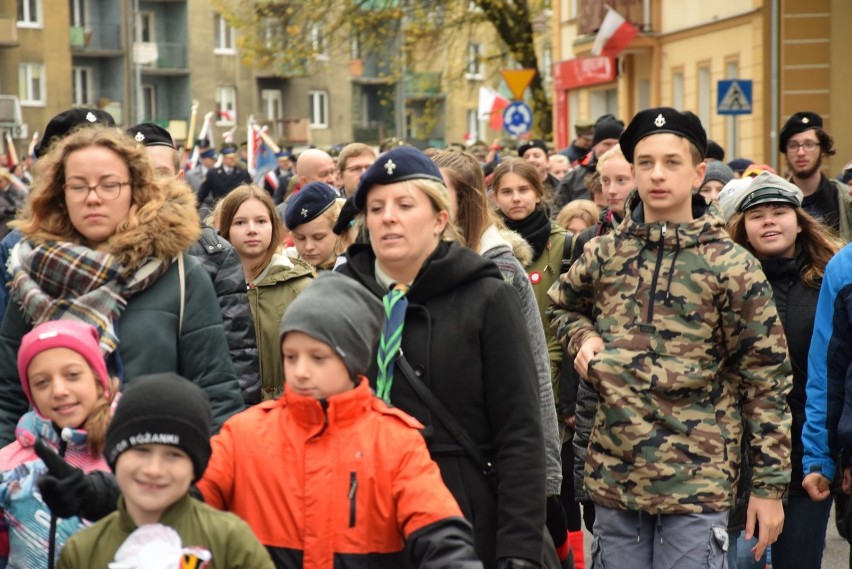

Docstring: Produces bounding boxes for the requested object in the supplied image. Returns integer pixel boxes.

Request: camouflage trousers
[591,506,728,569]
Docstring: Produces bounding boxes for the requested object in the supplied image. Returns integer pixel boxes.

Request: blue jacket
[803,243,852,481]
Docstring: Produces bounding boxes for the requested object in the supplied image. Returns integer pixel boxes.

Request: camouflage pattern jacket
[548,193,792,514]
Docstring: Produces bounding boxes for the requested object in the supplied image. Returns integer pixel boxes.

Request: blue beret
[353,146,444,211]
[200,148,216,159]
[275,150,291,159]
[284,182,338,230]
[619,107,707,163]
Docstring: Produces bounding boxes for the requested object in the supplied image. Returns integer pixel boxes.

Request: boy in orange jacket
[196,272,483,568]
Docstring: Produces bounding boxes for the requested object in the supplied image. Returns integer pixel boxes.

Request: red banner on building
[553,56,617,149]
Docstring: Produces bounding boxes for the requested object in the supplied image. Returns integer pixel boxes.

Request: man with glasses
[336,142,376,197]
[780,111,852,241]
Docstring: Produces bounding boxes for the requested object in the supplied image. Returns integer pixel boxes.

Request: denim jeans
[727,531,766,569]
[771,494,832,569]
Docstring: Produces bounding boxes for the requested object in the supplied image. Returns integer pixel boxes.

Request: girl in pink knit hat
[0,320,118,569]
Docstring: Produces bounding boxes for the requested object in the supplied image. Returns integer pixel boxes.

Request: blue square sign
[717,80,753,115]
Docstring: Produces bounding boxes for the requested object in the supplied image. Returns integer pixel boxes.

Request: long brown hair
[431,150,491,252]
[84,374,121,456]
[13,126,181,268]
[216,184,284,279]
[728,206,842,288]
[490,158,551,212]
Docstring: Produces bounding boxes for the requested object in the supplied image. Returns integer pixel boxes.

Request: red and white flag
[478,87,510,131]
[591,6,638,58]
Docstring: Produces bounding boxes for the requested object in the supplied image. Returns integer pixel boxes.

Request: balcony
[70,23,122,53]
[0,15,17,47]
[353,55,394,84]
[136,42,188,73]
[404,72,443,100]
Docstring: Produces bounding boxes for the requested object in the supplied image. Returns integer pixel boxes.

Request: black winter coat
[188,227,261,405]
[337,242,545,568]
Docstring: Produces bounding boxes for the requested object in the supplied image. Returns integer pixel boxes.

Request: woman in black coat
[725,172,842,568]
[337,147,546,569]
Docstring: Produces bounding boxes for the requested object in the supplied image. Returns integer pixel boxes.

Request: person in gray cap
[725,170,842,569]
[778,111,852,240]
[196,272,484,568]
[698,160,735,203]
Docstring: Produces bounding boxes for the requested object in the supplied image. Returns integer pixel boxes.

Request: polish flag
[478,87,511,131]
[591,6,639,58]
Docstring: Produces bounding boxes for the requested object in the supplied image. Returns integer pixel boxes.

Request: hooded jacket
[479,224,562,495]
[247,252,313,401]
[548,193,793,514]
[337,242,545,567]
[198,380,482,569]
[0,183,245,444]
[0,412,109,568]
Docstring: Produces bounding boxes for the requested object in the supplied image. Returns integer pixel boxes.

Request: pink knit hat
[17,321,111,409]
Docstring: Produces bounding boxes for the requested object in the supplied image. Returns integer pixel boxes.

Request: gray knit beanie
[702,161,735,188]
[279,272,383,379]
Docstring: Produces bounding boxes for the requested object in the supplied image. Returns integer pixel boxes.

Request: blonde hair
[431,150,490,252]
[595,144,626,173]
[357,178,464,245]
[556,200,600,232]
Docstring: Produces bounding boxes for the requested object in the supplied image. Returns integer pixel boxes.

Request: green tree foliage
[214,0,552,137]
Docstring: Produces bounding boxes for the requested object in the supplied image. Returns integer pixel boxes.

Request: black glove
[496,559,540,569]
[34,439,119,521]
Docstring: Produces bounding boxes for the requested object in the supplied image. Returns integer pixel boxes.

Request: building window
[467,109,478,142]
[142,84,157,120]
[139,11,155,43]
[70,0,87,27]
[310,24,327,58]
[309,90,328,129]
[542,46,552,85]
[261,89,282,138]
[72,66,93,106]
[214,13,235,54]
[17,0,41,27]
[672,70,684,110]
[18,63,45,105]
[466,43,483,79]
[216,86,237,126]
[697,65,711,137]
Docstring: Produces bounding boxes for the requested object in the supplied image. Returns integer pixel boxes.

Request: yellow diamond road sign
[500,69,537,101]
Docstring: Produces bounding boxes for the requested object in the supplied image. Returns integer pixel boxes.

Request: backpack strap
[560,232,575,274]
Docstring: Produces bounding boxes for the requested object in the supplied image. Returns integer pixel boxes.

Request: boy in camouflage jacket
[548,107,792,568]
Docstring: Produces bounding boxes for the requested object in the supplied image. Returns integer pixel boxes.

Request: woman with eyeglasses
[0,126,245,446]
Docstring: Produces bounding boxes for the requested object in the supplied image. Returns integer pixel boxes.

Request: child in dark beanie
[196,272,483,568]
[56,373,273,568]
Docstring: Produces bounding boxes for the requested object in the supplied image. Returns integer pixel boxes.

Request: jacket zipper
[348,472,358,528]
[641,224,666,333]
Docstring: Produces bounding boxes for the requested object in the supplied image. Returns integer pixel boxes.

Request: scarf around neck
[7,240,169,354]
[503,208,551,260]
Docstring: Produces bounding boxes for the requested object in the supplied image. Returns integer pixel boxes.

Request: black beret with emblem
[353,146,445,211]
[619,107,707,163]
[126,122,175,149]
[778,111,823,153]
[34,108,116,158]
[517,139,548,158]
[284,182,338,230]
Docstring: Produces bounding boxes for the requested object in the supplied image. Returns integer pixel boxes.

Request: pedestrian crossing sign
[717,80,753,115]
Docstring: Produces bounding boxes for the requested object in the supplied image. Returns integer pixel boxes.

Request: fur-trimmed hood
[478,224,534,267]
[107,180,201,269]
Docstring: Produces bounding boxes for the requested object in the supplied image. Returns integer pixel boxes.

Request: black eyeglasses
[786,141,820,153]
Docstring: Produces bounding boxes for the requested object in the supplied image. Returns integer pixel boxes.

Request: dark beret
[200,148,217,159]
[333,194,359,235]
[284,182,338,230]
[353,146,444,211]
[126,123,175,149]
[619,107,707,163]
[779,111,823,153]
[705,140,725,161]
[517,139,548,157]
[221,144,238,155]
[592,119,625,147]
[35,108,116,158]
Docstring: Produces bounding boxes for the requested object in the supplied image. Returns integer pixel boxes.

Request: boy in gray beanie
[196,272,483,567]
[698,160,735,203]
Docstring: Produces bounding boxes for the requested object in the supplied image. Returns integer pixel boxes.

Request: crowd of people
[0,102,849,569]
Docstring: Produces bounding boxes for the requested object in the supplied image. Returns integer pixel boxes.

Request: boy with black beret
[548,107,792,567]
[57,373,274,568]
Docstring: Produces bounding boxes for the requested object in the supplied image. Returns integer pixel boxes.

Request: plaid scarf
[7,240,168,354]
